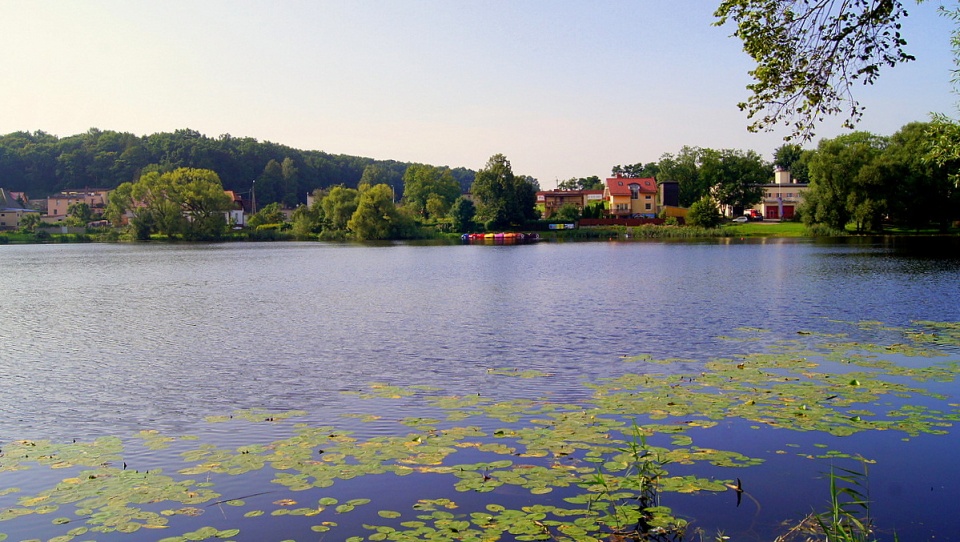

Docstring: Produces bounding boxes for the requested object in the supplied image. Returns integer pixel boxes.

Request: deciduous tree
[320,185,360,231]
[109,167,231,240]
[705,149,769,214]
[880,122,960,230]
[687,196,723,228]
[715,0,916,141]
[65,202,93,227]
[401,164,461,220]
[802,132,888,231]
[348,184,417,240]
[248,202,286,228]
[470,154,538,230]
[449,196,476,233]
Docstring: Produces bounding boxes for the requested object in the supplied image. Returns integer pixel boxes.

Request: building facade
[755,169,808,220]
[604,176,658,218]
[46,188,111,218]
[535,189,604,219]
[0,188,41,229]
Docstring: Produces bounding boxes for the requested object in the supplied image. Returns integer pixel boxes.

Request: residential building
[535,189,604,218]
[604,175,658,218]
[224,191,246,227]
[0,188,41,230]
[46,188,111,218]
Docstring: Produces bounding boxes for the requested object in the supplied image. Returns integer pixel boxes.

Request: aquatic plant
[0,320,956,540]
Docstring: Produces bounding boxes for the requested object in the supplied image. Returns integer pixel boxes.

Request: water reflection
[1,240,958,442]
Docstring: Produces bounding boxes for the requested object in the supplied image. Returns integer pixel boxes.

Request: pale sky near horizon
[1,1,956,187]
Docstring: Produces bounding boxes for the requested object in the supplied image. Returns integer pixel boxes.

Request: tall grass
[776,461,889,542]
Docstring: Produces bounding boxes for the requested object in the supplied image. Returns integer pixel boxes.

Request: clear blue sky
[1,1,955,187]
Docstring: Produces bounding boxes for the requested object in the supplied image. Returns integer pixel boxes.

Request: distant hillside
[0,128,476,207]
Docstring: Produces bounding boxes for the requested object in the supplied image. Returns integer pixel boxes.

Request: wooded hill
[0,128,477,207]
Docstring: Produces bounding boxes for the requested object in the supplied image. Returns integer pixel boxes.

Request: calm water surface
[0,238,958,540]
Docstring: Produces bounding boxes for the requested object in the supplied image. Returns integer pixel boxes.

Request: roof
[0,188,36,211]
[605,176,657,196]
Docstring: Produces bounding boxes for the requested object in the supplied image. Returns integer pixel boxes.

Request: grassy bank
[538,220,808,241]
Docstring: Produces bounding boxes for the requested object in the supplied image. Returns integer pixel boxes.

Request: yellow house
[604,176,658,218]
[46,188,111,218]
[0,188,41,230]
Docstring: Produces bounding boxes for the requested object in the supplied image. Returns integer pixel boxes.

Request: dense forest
[0,128,477,207]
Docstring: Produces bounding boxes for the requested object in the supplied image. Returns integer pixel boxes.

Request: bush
[686,197,722,228]
[804,223,847,237]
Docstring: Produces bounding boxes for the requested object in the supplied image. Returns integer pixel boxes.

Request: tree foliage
[248,202,286,228]
[657,146,770,208]
[17,212,41,233]
[687,196,723,228]
[109,167,232,240]
[802,132,889,231]
[774,143,812,183]
[611,163,660,179]
[0,128,472,209]
[401,164,461,220]
[320,185,361,231]
[552,203,583,222]
[799,122,959,232]
[65,202,93,227]
[449,196,477,233]
[715,0,915,141]
[703,148,769,213]
[470,154,538,229]
[348,183,418,240]
[557,175,603,190]
[290,203,322,239]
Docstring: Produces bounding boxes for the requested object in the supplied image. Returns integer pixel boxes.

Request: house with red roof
[604,175,658,218]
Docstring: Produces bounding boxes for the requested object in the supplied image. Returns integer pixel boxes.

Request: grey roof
[0,188,38,212]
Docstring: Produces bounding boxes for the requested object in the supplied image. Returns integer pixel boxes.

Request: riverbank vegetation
[2,119,958,244]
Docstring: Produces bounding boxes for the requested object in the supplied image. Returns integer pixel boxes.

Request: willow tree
[109,167,232,240]
[347,183,417,240]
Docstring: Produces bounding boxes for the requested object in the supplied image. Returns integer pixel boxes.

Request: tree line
[0,128,476,206]
[6,121,958,240]
[585,122,958,232]
[281,153,539,241]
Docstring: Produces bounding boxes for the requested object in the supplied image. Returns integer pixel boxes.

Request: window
[645,203,652,210]
[629,184,639,200]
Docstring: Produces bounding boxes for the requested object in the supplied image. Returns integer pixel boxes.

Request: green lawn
[722,220,808,237]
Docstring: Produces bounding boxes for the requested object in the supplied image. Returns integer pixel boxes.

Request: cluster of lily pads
[0,320,957,541]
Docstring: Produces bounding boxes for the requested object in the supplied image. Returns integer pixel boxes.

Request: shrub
[686,197,722,228]
[805,223,847,237]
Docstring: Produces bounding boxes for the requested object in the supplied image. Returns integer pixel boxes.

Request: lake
[0,238,958,541]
